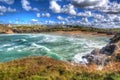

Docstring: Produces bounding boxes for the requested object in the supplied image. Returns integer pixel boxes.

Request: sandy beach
[46,31,114,37]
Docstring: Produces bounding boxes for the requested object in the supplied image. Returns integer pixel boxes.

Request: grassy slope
[0,56,120,80]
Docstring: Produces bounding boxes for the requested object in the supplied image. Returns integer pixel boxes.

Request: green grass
[0,56,120,80]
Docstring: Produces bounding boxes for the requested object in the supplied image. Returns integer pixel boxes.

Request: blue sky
[0,0,120,28]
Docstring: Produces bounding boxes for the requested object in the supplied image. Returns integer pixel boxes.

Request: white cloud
[92,13,105,20]
[37,13,51,18]
[0,6,7,12]
[31,19,38,22]
[44,13,50,17]
[49,0,61,13]
[32,8,39,12]
[8,7,16,12]
[57,16,64,20]
[0,13,3,15]
[49,1,76,15]
[101,2,120,14]
[21,0,32,11]
[57,16,69,22]
[77,11,91,17]
[72,0,120,14]
[0,6,16,15]
[107,14,120,22]
[45,20,55,25]
[57,15,76,22]
[50,0,120,28]
[72,0,109,8]
[37,13,40,18]
[0,0,14,5]
[62,4,76,15]
[21,0,40,12]
[81,17,88,23]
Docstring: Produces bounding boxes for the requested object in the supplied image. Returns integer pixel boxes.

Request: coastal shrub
[30,75,50,80]
[0,57,120,80]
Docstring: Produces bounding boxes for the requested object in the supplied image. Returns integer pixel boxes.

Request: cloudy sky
[0,0,120,28]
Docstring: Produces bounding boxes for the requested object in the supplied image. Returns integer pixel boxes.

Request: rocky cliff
[83,33,120,65]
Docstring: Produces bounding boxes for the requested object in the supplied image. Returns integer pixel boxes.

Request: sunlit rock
[83,33,120,65]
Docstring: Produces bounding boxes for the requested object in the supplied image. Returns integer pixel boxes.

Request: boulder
[100,44,116,55]
[110,33,120,43]
[82,33,120,65]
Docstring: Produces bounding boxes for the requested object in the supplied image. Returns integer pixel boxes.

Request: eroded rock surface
[82,33,120,65]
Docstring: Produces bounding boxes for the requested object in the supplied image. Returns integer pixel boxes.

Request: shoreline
[3,30,114,37]
[42,31,114,38]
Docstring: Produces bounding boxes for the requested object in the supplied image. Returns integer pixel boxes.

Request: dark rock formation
[110,33,120,43]
[100,44,116,55]
[82,33,120,65]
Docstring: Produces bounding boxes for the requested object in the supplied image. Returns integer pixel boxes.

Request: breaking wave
[0,34,109,62]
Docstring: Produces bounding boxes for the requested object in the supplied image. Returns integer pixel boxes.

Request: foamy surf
[0,34,109,62]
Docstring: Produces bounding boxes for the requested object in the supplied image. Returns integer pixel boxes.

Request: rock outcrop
[82,33,120,65]
[0,26,14,34]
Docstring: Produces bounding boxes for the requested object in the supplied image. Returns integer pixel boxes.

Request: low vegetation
[0,24,120,35]
[0,56,120,80]
[13,25,120,35]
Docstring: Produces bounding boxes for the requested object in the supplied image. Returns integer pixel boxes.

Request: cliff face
[0,26,14,34]
[110,33,120,62]
[83,33,120,65]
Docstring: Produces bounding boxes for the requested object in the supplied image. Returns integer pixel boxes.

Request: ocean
[0,33,109,63]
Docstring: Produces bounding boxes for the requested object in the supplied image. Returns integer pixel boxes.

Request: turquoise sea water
[0,33,109,63]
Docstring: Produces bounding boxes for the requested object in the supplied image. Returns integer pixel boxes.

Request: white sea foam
[72,39,107,63]
[40,35,60,43]
[0,34,109,62]
[17,49,22,52]
[31,43,51,51]
[73,52,90,64]
[21,39,27,42]
[7,47,14,51]
[0,44,13,49]
[7,45,23,51]
[2,44,11,47]
[30,35,39,38]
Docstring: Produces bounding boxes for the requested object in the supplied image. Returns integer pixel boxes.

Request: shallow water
[0,33,109,63]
